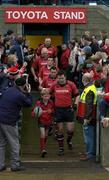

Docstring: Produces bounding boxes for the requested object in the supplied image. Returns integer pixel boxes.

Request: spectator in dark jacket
[9,36,24,67]
[0,76,32,172]
[90,35,101,54]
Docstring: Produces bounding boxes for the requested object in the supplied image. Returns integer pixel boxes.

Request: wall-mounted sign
[5,7,87,24]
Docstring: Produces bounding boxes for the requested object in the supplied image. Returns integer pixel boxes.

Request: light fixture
[89,1,97,6]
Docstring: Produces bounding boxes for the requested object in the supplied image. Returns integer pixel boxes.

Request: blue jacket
[0,86,32,126]
[9,44,24,66]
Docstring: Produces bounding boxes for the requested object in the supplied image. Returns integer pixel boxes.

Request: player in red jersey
[39,57,57,85]
[37,38,57,58]
[41,66,57,89]
[31,47,48,83]
[32,88,54,157]
[60,43,70,70]
[40,66,58,136]
[36,37,58,66]
[50,70,79,155]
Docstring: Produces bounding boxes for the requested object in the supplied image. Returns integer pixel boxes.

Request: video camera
[24,54,34,62]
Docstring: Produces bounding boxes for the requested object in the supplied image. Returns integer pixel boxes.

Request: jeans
[83,124,95,158]
[0,123,20,169]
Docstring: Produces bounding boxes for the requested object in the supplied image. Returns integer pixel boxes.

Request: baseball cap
[15,77,26,86]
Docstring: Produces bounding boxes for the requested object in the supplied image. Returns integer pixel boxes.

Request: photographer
[0,76,32,172]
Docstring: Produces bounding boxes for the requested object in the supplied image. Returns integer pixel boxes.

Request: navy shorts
[54,106,74,123]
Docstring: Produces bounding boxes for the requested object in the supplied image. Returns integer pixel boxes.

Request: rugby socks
[57,133,64,149]
[67,131,74,143]
[54,123,58,139]
[67,131,74,150]
[45,136,47,144]
[40,137,46,151]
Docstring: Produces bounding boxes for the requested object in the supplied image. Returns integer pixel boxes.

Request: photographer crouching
[0,76,32,172]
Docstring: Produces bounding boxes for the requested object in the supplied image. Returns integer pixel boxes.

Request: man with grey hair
[77,73,97,161]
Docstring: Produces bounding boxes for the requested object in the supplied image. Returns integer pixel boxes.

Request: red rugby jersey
[42,76,57,89]
[104,76,109,101]
[50,80,78,107]
[60,48,70,70]
[39,65,51,80]
[32,56,48,72]
[37,44,57,58]
[32,99,54,125]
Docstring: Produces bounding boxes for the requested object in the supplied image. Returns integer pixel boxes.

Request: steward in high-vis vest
[77,73,97,161]
[77,76,97,126]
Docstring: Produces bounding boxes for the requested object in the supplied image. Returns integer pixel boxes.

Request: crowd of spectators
[1,29,109,171]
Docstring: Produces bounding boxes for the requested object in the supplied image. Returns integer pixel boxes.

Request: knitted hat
[15,76,26,86]
[7,66,19,75]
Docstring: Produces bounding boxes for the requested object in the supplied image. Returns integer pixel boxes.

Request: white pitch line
[22,160,75,163]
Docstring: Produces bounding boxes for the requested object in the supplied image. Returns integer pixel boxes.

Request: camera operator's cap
[7,66,19,75]
[15,76,26,86]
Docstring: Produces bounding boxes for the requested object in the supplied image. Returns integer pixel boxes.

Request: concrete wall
[0,7,22,35]
[101,126,109,166]
[70,5,109,39]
